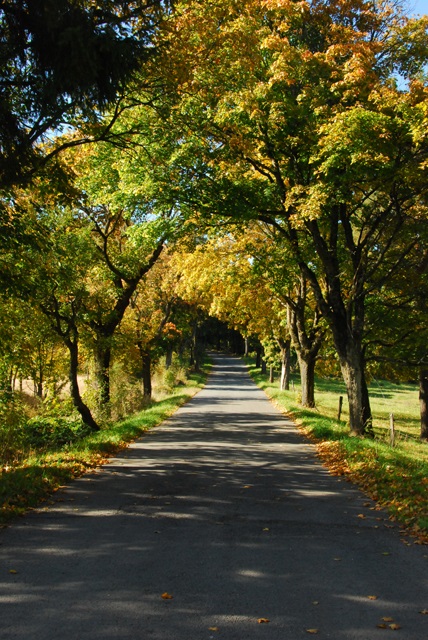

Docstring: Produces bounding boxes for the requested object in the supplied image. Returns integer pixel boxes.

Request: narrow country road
[1,355,427,639]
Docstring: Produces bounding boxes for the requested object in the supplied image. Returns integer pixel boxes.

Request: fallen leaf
[161,592,173,600]
[306,629,319,634]
[377,623,387,629]
[367,595,378,600]
[243,485,252,489]
[208,627,219,632]
[382,617,394,622]
[357,514,366,519]
[312,601,319,605]
[334,557,342,561]
[382,552,391,556]
[419,609,428,615]
[257,618,269,624]
[262,528,270,531]
[389,624,401,630]
[9,569,17,574]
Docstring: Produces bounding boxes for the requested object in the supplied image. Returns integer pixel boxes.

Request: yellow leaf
[208,627,219,632]
[306,629,319,634]
[161,592,173,599]
[389,624,401,630]
[419,609,428,614]
[377,623,387,629]
[257,618,270,624]
[357,514,366,519]
[9,569,17,574]
[262,527,270,531]
[382,617,394,622]
[367,595,378,600]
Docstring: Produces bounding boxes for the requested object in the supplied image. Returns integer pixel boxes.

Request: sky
[409,0,428,15]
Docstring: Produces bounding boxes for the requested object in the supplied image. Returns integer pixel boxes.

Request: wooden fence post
[337,395,343,421]
[389,413,395,447]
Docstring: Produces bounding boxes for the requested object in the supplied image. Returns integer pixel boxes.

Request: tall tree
[160,0,428,435]
[0,0,168,186]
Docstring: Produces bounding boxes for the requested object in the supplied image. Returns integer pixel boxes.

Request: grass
[245,359,428,543]
[0,368,209,526]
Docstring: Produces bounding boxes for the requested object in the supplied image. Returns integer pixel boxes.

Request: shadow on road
[1,355,427,639]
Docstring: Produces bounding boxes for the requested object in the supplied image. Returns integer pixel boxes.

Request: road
[1,355,427,639]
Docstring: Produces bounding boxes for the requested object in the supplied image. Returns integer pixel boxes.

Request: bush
[154,358,188,394]
[23,416,91,450]
[0,399,28,465]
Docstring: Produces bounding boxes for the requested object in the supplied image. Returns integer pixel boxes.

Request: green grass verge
[245,360,428,542]
[0,368,209,526]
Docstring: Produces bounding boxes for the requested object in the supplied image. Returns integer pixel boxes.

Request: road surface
[1,355,427,639]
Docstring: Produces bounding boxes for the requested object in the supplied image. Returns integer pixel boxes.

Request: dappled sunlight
[1,355,427,639]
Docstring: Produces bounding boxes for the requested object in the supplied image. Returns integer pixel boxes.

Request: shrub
[0,399,28,465]
[23,416,91,450]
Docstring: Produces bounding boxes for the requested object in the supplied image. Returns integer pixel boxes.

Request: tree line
[1,0,428,446]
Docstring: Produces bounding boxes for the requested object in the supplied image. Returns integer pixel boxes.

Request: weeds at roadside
[0,366,209,526]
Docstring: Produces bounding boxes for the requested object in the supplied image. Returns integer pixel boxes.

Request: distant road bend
[1,354,427,639]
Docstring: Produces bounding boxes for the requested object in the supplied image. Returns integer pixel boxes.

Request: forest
[1,0,428,477]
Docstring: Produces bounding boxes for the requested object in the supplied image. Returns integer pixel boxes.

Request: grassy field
[0,368,209,526]
[245,359,428,543]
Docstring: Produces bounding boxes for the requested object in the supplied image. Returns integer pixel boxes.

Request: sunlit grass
[246,359,428,540]
[0,368,209,525]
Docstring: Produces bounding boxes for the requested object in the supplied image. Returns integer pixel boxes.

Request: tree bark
[191,322,201,372]
[67,336,99,431]
[142,351,152,399]
[285,277,324,409]
[420,368,428,441]
[297,352,316,408]
[94,342,111,409]
[165,347,173,369]
[338,344,372,436]
[255,345,262,368]
[278,338,291,390]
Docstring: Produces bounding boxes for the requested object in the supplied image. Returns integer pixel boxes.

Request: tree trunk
[255,345,262,369]
[67,337,99,431]
[192,323,201,372]
[244,336,249,357]
[35,360,43,399]
[420,369,428,441]
[142,351,152,399]
[338,345,372,436]
[279,339,291,391]
[269,365,274,383]
[94,343,111,410]
[165,347,173,369]
[261,359,267,374]
[297,352,316,408]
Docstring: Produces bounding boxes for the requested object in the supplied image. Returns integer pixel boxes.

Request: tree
[247,224,326,406]
[160,0,428,435]
[0,0,168,186]
[77,203,165,409]
[127,252,182,398]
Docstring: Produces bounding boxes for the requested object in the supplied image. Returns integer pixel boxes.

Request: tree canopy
[1,0,428,440]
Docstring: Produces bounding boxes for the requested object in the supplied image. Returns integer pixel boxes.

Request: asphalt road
[1,355,427,639]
